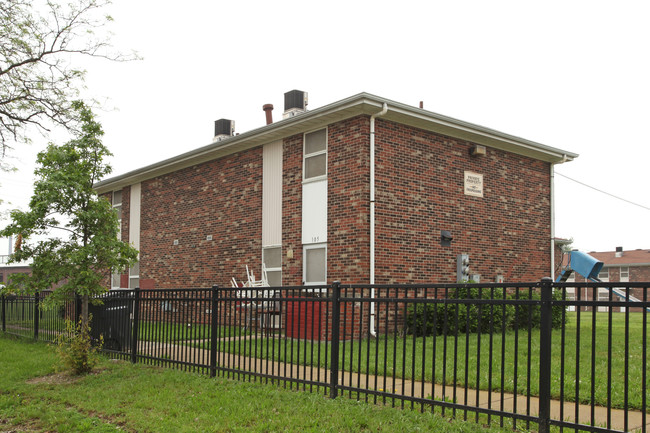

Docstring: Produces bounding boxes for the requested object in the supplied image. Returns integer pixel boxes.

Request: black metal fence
[2,279,649,433]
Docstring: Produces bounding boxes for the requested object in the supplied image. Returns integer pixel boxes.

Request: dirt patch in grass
[26,368,108,385]
[0,418,42,433]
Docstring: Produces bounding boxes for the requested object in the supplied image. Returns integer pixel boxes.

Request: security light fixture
[441,230,453,247]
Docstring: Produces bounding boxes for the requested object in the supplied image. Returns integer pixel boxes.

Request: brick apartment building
[569,247,650,283]
[94,91,577,290]
[558,246,650,312]
[0,236,31,289]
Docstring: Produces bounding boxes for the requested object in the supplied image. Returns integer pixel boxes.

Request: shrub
[405,286,567,337]
[405,286,514,336]
[509,289,567,330]
[55,316,103,375]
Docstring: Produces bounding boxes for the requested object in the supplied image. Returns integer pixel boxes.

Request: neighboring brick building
[94,91,577,290]
[0,236,31,287]
[562,247,650,283]
[559,247,650,312]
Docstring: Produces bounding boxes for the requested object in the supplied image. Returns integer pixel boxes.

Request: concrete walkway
[137,337,649,432]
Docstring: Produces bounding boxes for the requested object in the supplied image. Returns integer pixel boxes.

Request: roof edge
[95,92,578,193]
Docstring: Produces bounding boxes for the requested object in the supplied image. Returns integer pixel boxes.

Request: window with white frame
[303,128,327,180]
[263,246,282,286]
[620,267,630,281]
[304,243,326,286]
[129,262,139,289]
[598,268,609,281]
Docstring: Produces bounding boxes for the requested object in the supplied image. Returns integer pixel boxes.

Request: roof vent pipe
[263,104,274,125]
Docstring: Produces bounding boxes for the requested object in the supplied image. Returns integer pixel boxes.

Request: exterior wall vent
[213,119,235,142]
[283,90,308,119]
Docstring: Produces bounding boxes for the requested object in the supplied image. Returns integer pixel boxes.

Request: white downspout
[550,163,555,279]
[370,103,388,337]
[550,154,568,280]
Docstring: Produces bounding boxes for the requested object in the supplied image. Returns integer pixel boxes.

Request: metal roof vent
[213,119,235,142]
[615,246,623,258]
[283,90,308,119]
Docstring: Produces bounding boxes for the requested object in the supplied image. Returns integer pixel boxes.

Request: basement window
[303,128,327,180]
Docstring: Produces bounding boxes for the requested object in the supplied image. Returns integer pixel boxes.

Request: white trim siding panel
[129,183,141,251]
[262,140,282,247]
[302,179,327,244]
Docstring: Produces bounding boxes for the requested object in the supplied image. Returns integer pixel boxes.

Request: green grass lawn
[0,334,513,433]
[202,312,649,411]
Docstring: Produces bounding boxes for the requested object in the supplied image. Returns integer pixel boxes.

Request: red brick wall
[119,114,554,288]
[0,266,32,284]
[282,134,304,286]
[631,266,650,281]
[137,149,263,288]
[328,117,371,284]
[280,115,552,285]
[373,118,551,283]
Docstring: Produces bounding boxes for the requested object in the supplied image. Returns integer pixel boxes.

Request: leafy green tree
[0,101,138,327]
[0,0,137,157]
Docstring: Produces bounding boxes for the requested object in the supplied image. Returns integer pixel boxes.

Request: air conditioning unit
[283,90,308,119]
[213,119,235,142]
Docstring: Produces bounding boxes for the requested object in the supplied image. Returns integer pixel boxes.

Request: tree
[0,0,136,157]
[0,101,138,327]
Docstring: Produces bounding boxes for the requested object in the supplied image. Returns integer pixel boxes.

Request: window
[304,243,326,286]
[598,268,609,281]
[111,272,121,289]
[129,262,139,289]
[303,129,327,180]
[620,267,629,281]
[263,246,282,286]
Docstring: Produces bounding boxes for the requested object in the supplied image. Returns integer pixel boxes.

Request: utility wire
[555,171,650,211]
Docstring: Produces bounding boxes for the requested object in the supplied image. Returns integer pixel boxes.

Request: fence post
[2,293,5,333]
[34,291,39,340]
[131,286,140,364]
[210,285,219,378]
[538,277,553,433]
[329,281,341,399]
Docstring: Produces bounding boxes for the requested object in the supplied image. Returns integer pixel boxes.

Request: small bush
[405,286,568,337]
[405,286,514,336]
[55,317,102,375]
[509,289,567,330]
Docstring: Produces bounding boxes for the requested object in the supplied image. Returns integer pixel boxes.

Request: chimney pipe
[419,101,424,109]
[263,104,274,125]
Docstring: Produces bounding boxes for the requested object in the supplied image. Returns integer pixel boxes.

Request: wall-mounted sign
[464,171,484,197]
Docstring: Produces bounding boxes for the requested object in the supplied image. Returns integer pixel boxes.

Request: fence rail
[2,279,649,433]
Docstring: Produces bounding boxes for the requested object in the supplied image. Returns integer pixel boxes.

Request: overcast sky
[1,0,649,254]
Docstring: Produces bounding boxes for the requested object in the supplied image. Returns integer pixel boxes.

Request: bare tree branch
[0,0,139,159]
